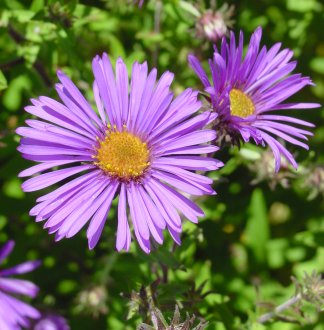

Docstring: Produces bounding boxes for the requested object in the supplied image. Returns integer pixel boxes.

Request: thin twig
[257,293,302,324]
[0,57,24,70]
[160,263,168,284]
[152,0,162,67]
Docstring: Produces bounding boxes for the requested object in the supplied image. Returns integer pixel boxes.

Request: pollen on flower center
[229,88,255,118]
[95,128,150,180]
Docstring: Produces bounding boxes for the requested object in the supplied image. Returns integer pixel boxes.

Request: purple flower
[189,27,321,172]
[0,241,41,330]
[17,54,222,253]
[33,313,70,330]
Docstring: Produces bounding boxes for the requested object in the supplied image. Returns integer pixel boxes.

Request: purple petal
[157,130,216,155]
[149,179,204,223]
[144,181,182,233]
[0,241,15,263]
[116,184,131,252]
[21,165,94,192]
[127,184,150,253]
[0,278,39,298]
[188,54,211,88]
[57,70,103,128]
[154,156,223,171]
[160,144,218,156]
[86,181,119,249]
[115,58,129,125]
[19,159,88,178]
[0,260,41,277]
[128,61,149,131]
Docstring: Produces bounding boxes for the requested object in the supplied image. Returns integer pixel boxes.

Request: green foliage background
[0,0,323,329]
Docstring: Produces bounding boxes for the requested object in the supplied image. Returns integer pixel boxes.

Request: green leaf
[2,178,24,199]
[3,75,32,111]
[17,44,40,66]
[136,31,164,47]
[178,1,201,18]
[239,147,261,161]
[0,70,7,91]
[12,9,35,22]
[244,189,270,263]
[310,57,324,74]
[57,279,77,294]
[30,0,44,13]
[250,324,267,330]
[266,238,289,269]
[214,303,235,330]
[26,21,57,42]
[286,0,322,12]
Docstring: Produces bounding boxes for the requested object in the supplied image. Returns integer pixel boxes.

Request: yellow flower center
[229,89,255,118]
[95,127,150,180]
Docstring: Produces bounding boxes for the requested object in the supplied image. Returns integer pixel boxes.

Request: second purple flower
[189,27,320,171]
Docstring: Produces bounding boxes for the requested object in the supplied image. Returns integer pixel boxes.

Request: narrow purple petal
[188,54,211,88]
[21,165,94,192]
[133,186,164,245]
[44,176,107,229]
[0,278,39,298]
[116,184,131,252]
[19,159,88,178]
[128,61,149,131]
[160,144,218,156]
[0,260,41,277]
[115,58,129,125]
[0,241,15,263]
[127,184,150,253]
[57,70,103,128]
[157,130,216,155]
[152,170,209,196]
[154,156,223,171]
[149,179,204,223]
[144,181,182,233]
[86,181,119,249]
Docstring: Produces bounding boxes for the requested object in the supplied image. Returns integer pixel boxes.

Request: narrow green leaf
[245,188,270,263]
[0,70,7,91]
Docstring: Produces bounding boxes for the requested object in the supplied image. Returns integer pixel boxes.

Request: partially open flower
[75,286,107,317]
[196,4,234,43]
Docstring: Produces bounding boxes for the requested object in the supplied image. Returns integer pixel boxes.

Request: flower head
[17,54,222,253]
[189,27,320,171]
[0,241,41,329]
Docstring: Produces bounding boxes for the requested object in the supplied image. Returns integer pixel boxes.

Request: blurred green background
[0,0,323,329]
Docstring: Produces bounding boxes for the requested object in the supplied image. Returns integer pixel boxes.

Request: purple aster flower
[17,54,222,253]
[0,241,41,330]
[189,27,321,172]
[32,313,70,330]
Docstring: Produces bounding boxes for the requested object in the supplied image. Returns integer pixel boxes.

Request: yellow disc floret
[229,88,255,118]
[95,128,150,180]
